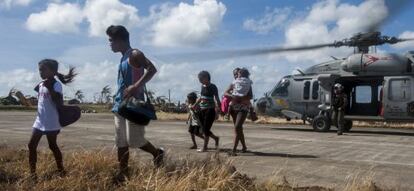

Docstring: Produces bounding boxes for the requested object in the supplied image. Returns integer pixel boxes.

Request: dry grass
[353,121,414,129]
[156,111,189,121]
[0,145,393,191]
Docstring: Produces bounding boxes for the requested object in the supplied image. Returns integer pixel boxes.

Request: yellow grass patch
[0,145,392,191]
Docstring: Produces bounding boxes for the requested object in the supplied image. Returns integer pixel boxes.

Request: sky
[1,0,414,103]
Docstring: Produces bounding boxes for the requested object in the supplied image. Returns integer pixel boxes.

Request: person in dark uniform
[332,83,347,135]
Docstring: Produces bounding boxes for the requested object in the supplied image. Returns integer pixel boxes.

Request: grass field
[0,145,388,191]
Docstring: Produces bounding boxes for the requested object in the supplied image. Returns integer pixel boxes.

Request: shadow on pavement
[216,148,317,158]
[247,151,317,158]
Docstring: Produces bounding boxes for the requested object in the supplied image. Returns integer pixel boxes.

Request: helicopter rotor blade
[399,38,414,42]
[160,0,413,63]
[163,43,335,62]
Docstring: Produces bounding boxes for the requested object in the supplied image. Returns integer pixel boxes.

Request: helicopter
[254,31,414,132]
[161,1,414,132]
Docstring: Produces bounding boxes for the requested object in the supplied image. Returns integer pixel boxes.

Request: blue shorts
[32,128,60,136]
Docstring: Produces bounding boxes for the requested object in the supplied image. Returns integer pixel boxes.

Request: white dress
[33,81,62,132]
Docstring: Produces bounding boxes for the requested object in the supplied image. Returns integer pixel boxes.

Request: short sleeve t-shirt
[200,83,218,109]
[33,81,62,131]
[112,49,145,113]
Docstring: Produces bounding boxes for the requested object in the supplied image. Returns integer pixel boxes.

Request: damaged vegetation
[0,146,390,191]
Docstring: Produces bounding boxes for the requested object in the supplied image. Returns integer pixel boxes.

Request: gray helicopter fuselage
[255,51,414,124]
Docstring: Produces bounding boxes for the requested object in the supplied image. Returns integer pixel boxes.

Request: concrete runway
[1,111,414,190]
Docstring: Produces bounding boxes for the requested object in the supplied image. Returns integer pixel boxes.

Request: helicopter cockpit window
[312,81,319,100]
[271,78,289,97]
[303,81,310,100]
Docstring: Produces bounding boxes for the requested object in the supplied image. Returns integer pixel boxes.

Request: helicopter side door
[301,79,321,118]
[289,78,321,118]
[383,76,414,120]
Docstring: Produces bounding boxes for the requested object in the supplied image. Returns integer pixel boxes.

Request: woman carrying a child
[224,68,254,156]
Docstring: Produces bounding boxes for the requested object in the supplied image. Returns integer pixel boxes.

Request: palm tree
[100,85,111,104]
[93,93,99,103]
[75,90,84,103]
[155,96,168,105]
[146,90,156,103]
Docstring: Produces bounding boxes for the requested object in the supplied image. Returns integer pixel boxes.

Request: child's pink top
[221,95,231,114]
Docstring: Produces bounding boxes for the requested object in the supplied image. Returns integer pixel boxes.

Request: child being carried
[222,68,258,121]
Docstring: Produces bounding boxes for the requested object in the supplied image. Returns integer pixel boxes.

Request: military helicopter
[162,1,414,132]
[254,31,414,132]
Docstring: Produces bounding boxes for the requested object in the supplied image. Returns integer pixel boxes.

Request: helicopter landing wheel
[312,115,331,132]
[343,120,353,132]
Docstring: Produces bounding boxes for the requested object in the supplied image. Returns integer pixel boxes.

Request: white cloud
[0,0,32,9]
[144,56,282,101]
[67,61,118,100]
[243,7,291,35]
[58,44,114,65]
[149,61,199,100]
[272,0,388,63]
[25,0,139,36]
[84,0,140,37]
[0,53,283,103]
[26,3,84,33]
[24,0,225,44]
[392,31,414,49]
[250,64,281,97]
[14,0,399,103]
[0,69,38,96]
[0,61,118,102]
[150,0,227,47]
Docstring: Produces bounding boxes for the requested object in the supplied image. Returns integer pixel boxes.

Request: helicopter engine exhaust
[341,53,412,74]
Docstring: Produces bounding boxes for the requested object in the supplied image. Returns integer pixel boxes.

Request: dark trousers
[332,109,344,133]
[199,108,216,136]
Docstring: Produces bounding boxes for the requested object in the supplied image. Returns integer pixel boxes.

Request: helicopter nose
[254,97,271,114]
